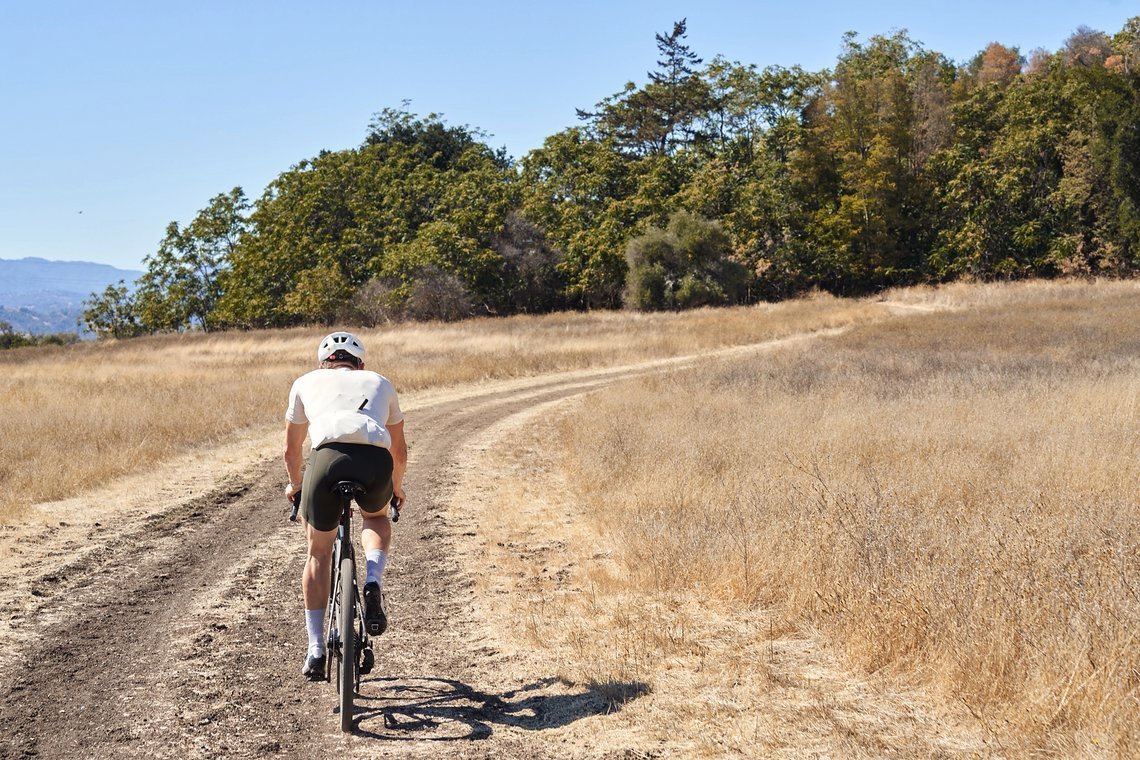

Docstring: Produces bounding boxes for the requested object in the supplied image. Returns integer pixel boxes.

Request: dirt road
[0,348,752,760]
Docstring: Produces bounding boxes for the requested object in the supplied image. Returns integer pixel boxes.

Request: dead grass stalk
[556,279,1140,754]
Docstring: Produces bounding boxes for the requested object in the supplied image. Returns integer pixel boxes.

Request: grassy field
[3,278,1136,754]
[542,279,1139,754]
[0,292,879,520]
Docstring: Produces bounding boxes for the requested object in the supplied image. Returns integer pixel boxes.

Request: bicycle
[291,484,400,732]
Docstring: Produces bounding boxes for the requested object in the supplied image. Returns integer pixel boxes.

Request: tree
[625,210,745,310]
[973,43,1023,88]
[0,321,31,350]
[1063,26,1112,68]
[489,212,568,314]
[403,266,476,322]
[932,18,1140,280]
[520,129,639,308]
[646,18,710,154]
[1025,47,1054,77]
[282,259,355,324]
[216,110,517,327]
[365,106,511,169]
[80,281,142,339]
[215,149,358,327]
[932,61,1074,277]
[1108,16,1140,73]
[795,31,952,292]
[135,188,248,332]
[578,19,712,156]
[669,60,827,301]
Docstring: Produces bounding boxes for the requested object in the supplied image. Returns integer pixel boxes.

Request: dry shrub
[557,280,1140,754]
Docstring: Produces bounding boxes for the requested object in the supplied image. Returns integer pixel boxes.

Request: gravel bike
[291,484,400,732]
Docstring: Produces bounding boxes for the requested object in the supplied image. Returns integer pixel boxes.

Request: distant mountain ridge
[0,257,142,334]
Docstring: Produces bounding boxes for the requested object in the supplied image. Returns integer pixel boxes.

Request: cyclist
[283,331,408,679]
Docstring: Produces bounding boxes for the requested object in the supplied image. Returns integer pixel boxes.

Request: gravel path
[0,361,680,760]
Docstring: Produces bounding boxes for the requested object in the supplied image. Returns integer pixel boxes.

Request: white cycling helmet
[317,331,366,364]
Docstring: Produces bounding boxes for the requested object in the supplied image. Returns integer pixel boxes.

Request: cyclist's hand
[285,482,300,504]
[393,485,406,511]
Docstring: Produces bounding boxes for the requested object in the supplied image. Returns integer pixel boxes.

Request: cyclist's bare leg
[360,513,392,554]
[360,513,391,632]
[302,523,337,609]
[300,523,337,669]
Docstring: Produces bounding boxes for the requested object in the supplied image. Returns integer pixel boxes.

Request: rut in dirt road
[0,366,667,760]
[0,472,295,759]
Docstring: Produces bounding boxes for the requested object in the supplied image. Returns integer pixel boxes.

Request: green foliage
[365,106,511,169]
[0,321,32,350]
[106,16,1140,338]
[215,110,516,327]
[625,211,745,310]
[283,259,355,324]
[135,188,249,332]
[520,129,641,308]
[0,322,80,350]
[931,34,1140,278]
[578,19,712,156]
[794,31,954,293]
[80,281,142,339]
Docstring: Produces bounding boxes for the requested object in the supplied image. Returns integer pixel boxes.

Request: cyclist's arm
[389,420,407,501]
[284,421,309,496]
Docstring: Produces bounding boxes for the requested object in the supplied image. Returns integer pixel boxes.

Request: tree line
[82,18,1140,338]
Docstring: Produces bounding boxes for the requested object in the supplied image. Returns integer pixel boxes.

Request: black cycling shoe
[363,582,387,635]
[301,651,326,680]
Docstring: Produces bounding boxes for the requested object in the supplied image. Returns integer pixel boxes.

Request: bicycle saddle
[333,481,366,498]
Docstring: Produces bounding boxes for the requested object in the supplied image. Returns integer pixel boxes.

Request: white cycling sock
[306,608,325,656]
[365,549,386,588]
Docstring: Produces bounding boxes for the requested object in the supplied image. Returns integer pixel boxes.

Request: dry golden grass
[5,277,1135,753]
[463,383,985,756]
[553,279,1140,755]
[0,293,879,521]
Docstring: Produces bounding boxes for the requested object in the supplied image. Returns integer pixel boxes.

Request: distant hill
[0,257,142,335]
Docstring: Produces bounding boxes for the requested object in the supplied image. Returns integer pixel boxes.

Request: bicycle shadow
[349,675,649,741]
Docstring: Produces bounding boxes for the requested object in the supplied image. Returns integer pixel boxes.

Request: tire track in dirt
[0,474,278,759]
[1,346,753,759]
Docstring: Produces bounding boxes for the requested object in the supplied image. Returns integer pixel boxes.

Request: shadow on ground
[351,675,650,741]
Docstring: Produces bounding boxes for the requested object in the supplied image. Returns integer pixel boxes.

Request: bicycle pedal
[360,646,375,675]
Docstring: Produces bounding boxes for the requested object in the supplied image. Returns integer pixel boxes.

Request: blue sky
[1,0,1134,271]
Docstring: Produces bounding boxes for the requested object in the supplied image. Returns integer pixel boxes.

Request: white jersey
[285,368,404,450]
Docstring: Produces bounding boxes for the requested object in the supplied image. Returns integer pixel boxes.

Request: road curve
[1,348,758,759]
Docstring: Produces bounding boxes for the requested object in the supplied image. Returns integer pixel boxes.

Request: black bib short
[300,442,394,531]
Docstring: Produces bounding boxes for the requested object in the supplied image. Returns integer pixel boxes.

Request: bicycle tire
[324,540,341,683]
[338,556,355,732]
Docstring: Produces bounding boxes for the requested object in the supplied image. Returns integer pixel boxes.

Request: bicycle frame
[290,483,398,732]
[325,482,370,731]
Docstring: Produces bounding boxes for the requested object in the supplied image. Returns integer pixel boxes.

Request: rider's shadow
[351,675,650,741]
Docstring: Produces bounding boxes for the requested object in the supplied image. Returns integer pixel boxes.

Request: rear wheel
[338,557,356,732]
